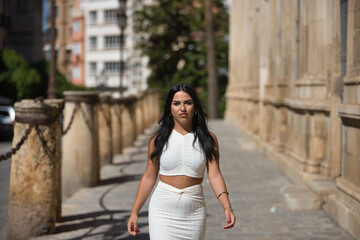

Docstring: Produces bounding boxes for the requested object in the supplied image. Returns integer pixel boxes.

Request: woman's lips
[179,113,188,117]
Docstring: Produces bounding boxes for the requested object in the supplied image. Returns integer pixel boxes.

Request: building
[70,0,85,86]
[43,0,74,80]
[225,0,360,239]
[82,0,149,96]
[42,0,149,93]
[0,0,43,63]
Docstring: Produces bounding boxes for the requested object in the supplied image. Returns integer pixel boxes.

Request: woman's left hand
[224,208,236,229]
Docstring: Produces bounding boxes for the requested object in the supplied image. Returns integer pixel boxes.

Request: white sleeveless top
[159,129,207,178]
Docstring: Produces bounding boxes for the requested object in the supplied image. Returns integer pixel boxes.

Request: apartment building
[82,0,149,95]
[71,0,85,86]
[43,0,74,80]
[44,0,149,93]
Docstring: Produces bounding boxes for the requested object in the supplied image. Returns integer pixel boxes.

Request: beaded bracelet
[217,191,229,199]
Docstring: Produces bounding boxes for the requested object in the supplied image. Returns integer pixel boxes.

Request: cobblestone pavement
[6,120,353,240]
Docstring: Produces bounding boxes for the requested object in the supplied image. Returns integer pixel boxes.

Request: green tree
[32,59,87,98]
[0,48,86,101]
[0,48,42,100]
[134,0,228,116]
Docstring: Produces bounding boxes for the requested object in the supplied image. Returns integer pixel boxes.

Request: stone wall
[225,0,360,239]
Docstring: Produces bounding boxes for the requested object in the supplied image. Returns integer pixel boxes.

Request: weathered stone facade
[225,0,360,239]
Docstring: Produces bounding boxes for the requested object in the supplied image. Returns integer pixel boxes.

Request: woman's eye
[185,101,193,105]
[173,102,180,106]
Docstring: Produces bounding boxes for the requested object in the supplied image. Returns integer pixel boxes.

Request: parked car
[0,106,15,140]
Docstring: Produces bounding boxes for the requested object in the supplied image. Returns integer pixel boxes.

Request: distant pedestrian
[127,83,236,239]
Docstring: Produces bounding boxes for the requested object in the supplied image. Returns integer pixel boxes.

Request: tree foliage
[0,48,86,102]
[134,0,229,116]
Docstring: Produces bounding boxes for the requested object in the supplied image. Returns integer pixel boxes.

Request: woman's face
[170,91,195,125]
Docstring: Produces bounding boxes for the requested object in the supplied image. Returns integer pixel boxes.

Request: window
[73,42,81,55]
[73,20,80,33]
[104,36,120,49]
[72,67,80,78]
[90,37,97,49]
[90,11,97,24]
[104,9,117,23]
[104,62,120,74]
[90,62,97,74]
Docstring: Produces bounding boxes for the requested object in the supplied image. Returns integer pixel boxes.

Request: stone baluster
[98,93,113,166]
[110,98,123,155]
[7,99,64,240]
[62,91,99,199]
[121,96,137,149]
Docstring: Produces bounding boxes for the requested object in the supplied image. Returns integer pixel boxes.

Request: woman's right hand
[127,213,140,236]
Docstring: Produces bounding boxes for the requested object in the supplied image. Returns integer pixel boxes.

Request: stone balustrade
[6,90,159,240]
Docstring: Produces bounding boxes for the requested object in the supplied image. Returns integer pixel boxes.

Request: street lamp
[117,0,127,97]
[47,0,57,99]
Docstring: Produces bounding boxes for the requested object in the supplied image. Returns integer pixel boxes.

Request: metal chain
[62,104,78,136]
[0,119,36,162]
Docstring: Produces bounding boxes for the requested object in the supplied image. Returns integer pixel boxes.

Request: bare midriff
[159,175,203,189]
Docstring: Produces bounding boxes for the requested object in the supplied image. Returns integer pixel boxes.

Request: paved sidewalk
[0,141,12,240]
[31,120,353,240]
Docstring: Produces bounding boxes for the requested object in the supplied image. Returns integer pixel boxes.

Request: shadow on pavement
[98,174,143,186]
[55,211,149,239]
[59,210,128,223]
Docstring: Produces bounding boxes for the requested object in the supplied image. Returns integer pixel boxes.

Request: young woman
[127,83,236,239]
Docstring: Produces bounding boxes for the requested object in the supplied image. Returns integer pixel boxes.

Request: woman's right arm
[127,135,159,236]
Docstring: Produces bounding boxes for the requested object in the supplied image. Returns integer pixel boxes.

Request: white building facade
[82,0,149,96]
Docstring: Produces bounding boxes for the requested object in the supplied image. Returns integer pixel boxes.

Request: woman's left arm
[207,132,236,229]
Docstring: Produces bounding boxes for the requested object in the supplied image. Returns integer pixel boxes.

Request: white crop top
[159,129,207,178]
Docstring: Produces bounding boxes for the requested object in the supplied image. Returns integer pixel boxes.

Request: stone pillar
[98,94,113,166]
[121,96,137,149]
[326,1,360,239]
[307,113,329,174]
[135,94,144,136]
[47,99,65,222]
[143,92,150,127]
[110,99,123,155]
[62,91,99,199]
[8,99,64,240]
[153,91,160,123]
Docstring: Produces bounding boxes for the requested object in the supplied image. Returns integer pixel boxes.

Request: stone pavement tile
[31,120,354,240]
[203,120,353,240]
[0,147,11,240]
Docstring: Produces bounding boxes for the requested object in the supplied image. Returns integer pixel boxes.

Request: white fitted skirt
[148,180,206,240]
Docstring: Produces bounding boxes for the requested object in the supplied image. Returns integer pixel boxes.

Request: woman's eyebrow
[172,99,193,103]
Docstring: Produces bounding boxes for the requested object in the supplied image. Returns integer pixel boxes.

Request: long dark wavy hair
[150,83,219,162]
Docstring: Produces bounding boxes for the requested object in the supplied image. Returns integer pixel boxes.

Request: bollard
[135,94,144,136]
[98,93,113,166]
[46,99,65,222]
[110,98,123,155]
[62,91,99,199]
[121,96,137,149]
[7,99,64,240]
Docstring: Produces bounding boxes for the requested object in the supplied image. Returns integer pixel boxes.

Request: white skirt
[148,180,206,240]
